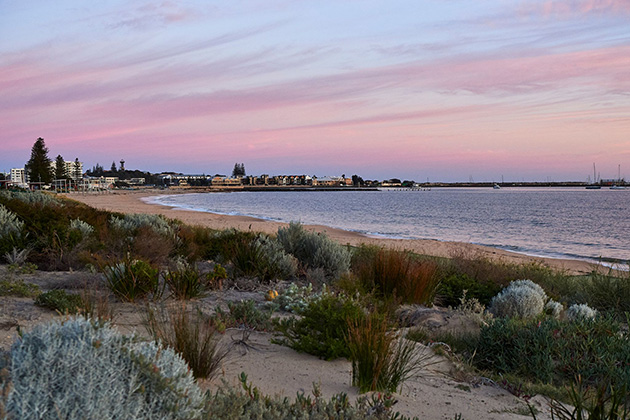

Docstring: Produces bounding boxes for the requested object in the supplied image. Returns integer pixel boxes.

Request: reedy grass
[164,261,205,300]
[353,247,440,305]
[103,256,161,302]
[347,312,433,393]
[145,303,228,380]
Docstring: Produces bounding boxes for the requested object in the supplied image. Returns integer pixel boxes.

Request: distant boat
[493,183,501,189]
[586,163,601,189]
[610,185,627,190]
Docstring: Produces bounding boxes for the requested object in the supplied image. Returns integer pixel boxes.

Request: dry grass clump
[353,247,440,305]
[145,303,228,380]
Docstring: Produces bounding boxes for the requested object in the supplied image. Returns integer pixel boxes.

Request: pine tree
[232,163,246,177]
[73,158,82,181]
[54,155,67,180]
[111,161,117,172]
[26,137,53,185]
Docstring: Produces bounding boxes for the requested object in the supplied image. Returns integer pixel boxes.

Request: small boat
[610,185,627,190]
[493,184,501,189]
[586,163,601,189]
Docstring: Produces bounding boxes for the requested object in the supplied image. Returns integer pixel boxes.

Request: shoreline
[65,189,602,275]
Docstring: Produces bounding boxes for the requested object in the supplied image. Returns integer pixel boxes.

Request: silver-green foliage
[566,303,597,321]
[544,299,564,319]
[110,213,174,236]
[69,218,94,237]
[274,283,330,313]
[6,317,205,420]
[206,373,414,420]
[253,235,298,279]
[277,222,351,278]
[0,204,24,240]
[488,279,548,319]
[0,190,62,207]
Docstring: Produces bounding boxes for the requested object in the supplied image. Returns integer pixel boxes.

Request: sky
[1,1,629,182]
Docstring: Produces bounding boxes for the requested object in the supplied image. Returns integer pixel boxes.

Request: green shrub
[488,279,548,319]
[205,372,418,419]
[0,279,41,297]
[0,204,25,254]
[566,303,597,321]
[275,292,365,360]
[437,273,501,307]
[69,218,94,237]
[5,317,206,420]
[103,257,160,302]
[353,247,440,305]
[347,313,432,393]
[34,289,83,314]
[214,299,275,331]
[277,222,351,278]
[164,261,205,300]
[275,283,328,313]
[476,317,630,389]
[110,213,174,236]
[0,190,62,207]
[231,234,297,282]
[145,304,227,380]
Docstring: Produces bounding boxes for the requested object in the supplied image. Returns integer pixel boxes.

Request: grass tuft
[145,303,228,380]
[347,312,433,393]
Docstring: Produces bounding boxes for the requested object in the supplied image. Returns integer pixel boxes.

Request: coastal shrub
[210,229,258,261]
[566,270,630,317]
[544,299,563,319]
[566,303,597,321]
[436,273,501,307]
[274,283,329,313]
[164,260,205,300]
[0,279,41,297]
[0,204,25,254]
[0,204,25,240]
[145,304,227,380]
[213,299,275,331]
[354,247,440,305]
[4,247,30,266]
[347,312,432,393]
[277,222,351,278]
[231,234,297,282]
[103,256,160,302]
[69,218,94,237]
[34,289,83,314]
[275,292,365,360]
[476,316,630,389]
[0,190,62,207]
[110,213,174,236]
[131,225,176,265]
[5,317,206,420]
[488,279,547,319]
[205,372,417,420]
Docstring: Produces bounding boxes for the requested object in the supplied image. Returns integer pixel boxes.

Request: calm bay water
[146,188,630,265]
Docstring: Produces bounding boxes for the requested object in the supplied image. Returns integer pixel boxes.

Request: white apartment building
[52,160,83,181]
[10,168,27,187]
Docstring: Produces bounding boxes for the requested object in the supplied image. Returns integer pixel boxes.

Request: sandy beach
[66,189,599,275]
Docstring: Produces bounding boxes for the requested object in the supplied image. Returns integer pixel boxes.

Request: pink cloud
[519,0,630,18]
